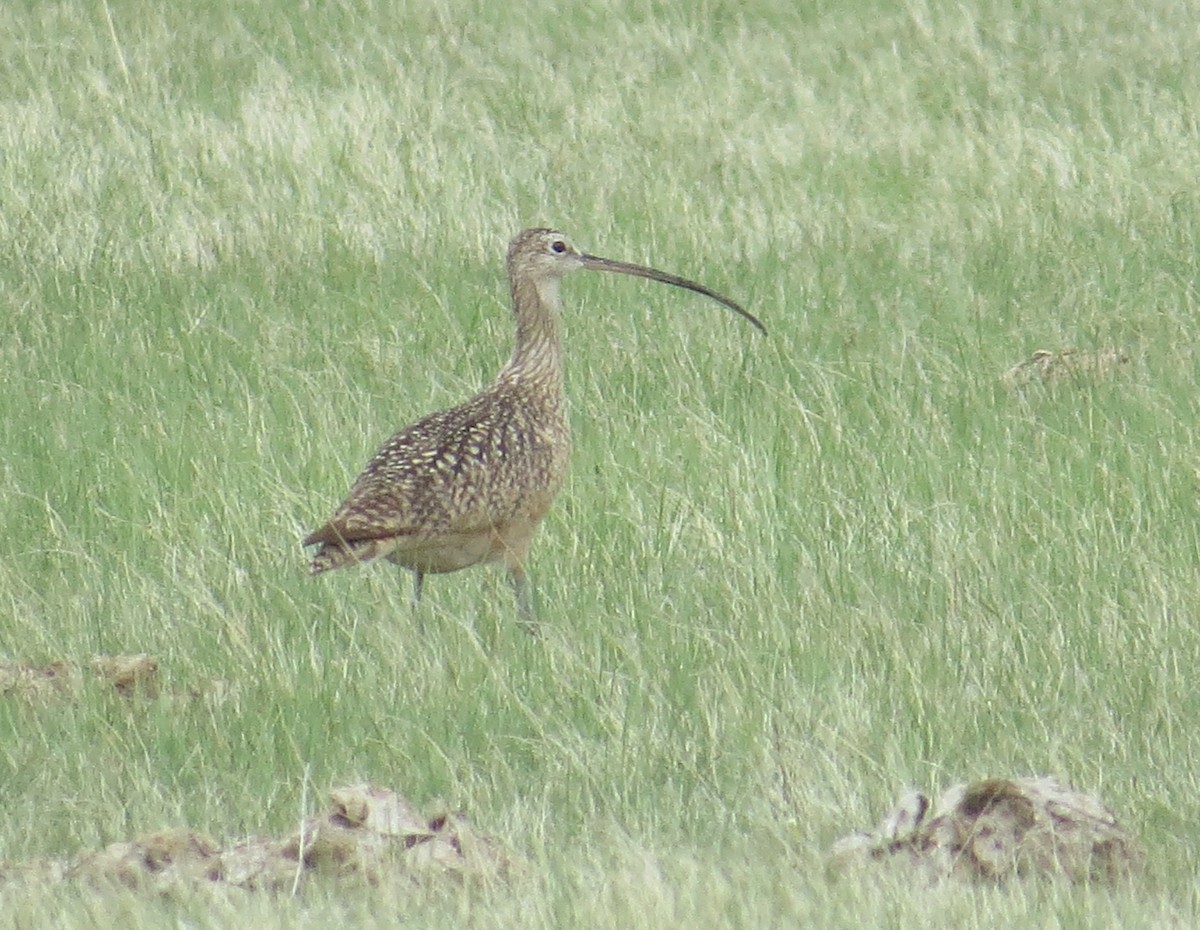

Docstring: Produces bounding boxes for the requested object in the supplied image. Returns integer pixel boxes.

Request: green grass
[2,0,1199,925]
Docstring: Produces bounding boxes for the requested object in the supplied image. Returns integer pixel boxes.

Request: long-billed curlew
[303,228,764,623]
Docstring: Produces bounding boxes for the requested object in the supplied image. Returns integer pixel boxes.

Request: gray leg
[409,569,426,634]
[509,566,541,633]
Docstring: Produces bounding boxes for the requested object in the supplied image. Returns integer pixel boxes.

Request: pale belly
[385,488,557,575]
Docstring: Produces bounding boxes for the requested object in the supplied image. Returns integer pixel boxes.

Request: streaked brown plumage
[303,228,764,622]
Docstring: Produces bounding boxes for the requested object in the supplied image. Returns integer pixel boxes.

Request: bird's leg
[410,569,426,633]
[509,566,541,634]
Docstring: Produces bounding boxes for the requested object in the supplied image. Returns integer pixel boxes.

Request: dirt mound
[2,785,513,896]
[0,654,233,703]
[0,654,160,700]
[1002,348,1130,386]
[829,776,1142,884]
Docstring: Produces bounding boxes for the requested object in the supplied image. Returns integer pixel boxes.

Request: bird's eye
[551,240,567,254]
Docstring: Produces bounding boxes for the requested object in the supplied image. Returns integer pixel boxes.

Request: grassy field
[2,0,1198,924]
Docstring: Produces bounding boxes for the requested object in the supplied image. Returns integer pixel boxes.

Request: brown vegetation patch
[1,655,160,701]
[829,776,1142,884]
[1002,348,1130,386]
[0,654,231,703]
[89,654,160,696]
[0,659,80,700]
[3,785,512,896]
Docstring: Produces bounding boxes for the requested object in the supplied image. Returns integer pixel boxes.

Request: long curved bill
[580,254,766,335]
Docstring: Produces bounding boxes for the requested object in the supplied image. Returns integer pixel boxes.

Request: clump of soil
[829,776,1142,884]
[2,785,513,896]
[0,654,160,700]
[0,654,232,703]
[0,659,78,700]
[88,654,161,696]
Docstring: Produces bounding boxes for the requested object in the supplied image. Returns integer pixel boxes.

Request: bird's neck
[501,275,565,394]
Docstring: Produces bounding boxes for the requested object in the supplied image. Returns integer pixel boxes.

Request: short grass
[2,0,1199,925]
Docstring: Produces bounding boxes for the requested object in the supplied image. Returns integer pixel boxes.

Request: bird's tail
[308,537,397,574]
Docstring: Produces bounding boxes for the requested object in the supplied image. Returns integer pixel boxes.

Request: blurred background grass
[1,0,1198,925]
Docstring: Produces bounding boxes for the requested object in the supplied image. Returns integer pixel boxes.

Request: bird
[303,228,765,625]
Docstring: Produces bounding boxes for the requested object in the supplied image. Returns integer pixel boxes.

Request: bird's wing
[303,399,518,547]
